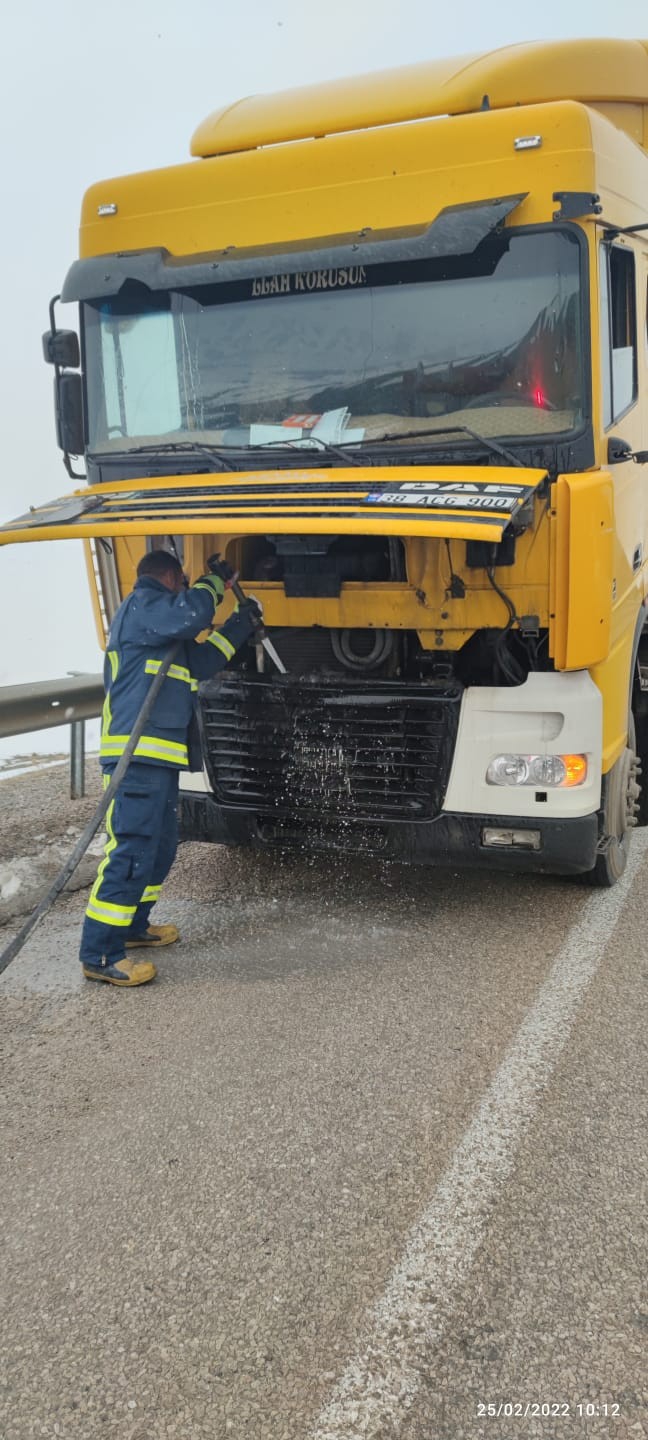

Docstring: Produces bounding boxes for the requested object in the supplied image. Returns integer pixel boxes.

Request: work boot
[126,924,179,949]
[82,956,157,986]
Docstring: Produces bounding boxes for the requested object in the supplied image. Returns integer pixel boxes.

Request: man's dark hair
[137,550,183,580]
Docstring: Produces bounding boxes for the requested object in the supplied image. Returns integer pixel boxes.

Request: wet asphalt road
[1,775,647,1440]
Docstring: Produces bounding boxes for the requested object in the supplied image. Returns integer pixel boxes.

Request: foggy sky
[1,0,645,753]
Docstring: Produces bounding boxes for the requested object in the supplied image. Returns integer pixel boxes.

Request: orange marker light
[561,754,588,787]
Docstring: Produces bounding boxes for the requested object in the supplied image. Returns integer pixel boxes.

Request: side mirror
[55,373,84,457]
[607,435,632,464]
[607,436,648,465]
[44,294,85,478]
[42,329,80,368]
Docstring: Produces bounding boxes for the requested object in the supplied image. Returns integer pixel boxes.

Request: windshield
[84,227,585,456]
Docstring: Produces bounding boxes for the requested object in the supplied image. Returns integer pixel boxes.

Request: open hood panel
[0,466,547,547]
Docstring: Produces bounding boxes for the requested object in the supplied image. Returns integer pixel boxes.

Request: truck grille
[198,677,462,823]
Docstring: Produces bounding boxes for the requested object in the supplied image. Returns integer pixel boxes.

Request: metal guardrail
[0,674,103,798]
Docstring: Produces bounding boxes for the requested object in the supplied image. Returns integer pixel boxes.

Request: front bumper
[178,791,599,875]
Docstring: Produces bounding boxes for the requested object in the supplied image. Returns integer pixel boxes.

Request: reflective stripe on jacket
[99,576,256,769]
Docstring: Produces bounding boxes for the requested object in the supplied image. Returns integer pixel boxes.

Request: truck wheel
[585,714,641,887]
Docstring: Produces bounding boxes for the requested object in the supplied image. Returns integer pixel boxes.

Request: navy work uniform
[79,573,255,978]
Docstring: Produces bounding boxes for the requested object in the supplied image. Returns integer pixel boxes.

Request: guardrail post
[70,720,85,799]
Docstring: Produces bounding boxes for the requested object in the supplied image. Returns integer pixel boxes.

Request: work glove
[237,595,264,630]
[193,573,226,608]
[207,554,237,588]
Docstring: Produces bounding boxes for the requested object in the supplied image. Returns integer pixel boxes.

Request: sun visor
[0,467,547,546]
[61,196,527,303]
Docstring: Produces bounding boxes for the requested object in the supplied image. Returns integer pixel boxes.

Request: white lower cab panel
[443,671,602,819]
[179,768,211,794]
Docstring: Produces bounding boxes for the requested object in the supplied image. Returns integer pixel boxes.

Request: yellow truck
[3,36,648,883]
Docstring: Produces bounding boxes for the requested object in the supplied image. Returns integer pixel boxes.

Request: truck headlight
[486,754,587,788]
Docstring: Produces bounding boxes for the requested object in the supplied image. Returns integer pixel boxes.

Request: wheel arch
[629,600,648,824]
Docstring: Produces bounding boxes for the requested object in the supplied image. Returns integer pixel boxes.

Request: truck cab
[5,37,648,882]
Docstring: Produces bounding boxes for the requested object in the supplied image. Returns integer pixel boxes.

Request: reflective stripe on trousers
[79,765,179,963]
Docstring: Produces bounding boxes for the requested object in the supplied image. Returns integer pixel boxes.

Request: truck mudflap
[178,790,599,875]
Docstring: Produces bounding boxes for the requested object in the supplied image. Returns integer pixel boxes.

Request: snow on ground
[0,756,68,780]
[0,832,106,923]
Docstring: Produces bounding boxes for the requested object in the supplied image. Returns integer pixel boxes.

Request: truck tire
[584,713,641,887]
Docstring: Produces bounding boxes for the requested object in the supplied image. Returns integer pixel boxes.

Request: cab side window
[600,243,637,426]
[645,267,648,356]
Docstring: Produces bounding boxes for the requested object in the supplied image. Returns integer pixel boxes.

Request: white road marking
[310,834,647,1438]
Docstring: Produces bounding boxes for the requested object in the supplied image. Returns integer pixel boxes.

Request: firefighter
[79,550,259,986]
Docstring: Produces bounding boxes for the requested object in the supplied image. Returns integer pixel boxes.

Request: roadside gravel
[0,759,104,924]
[0,758,103,863]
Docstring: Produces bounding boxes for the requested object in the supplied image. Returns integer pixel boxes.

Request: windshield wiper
[354,425,525,469]
[256,436,366,467]
[89,442,240,473]
[90,436,368,471]
[92,426,521,473]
